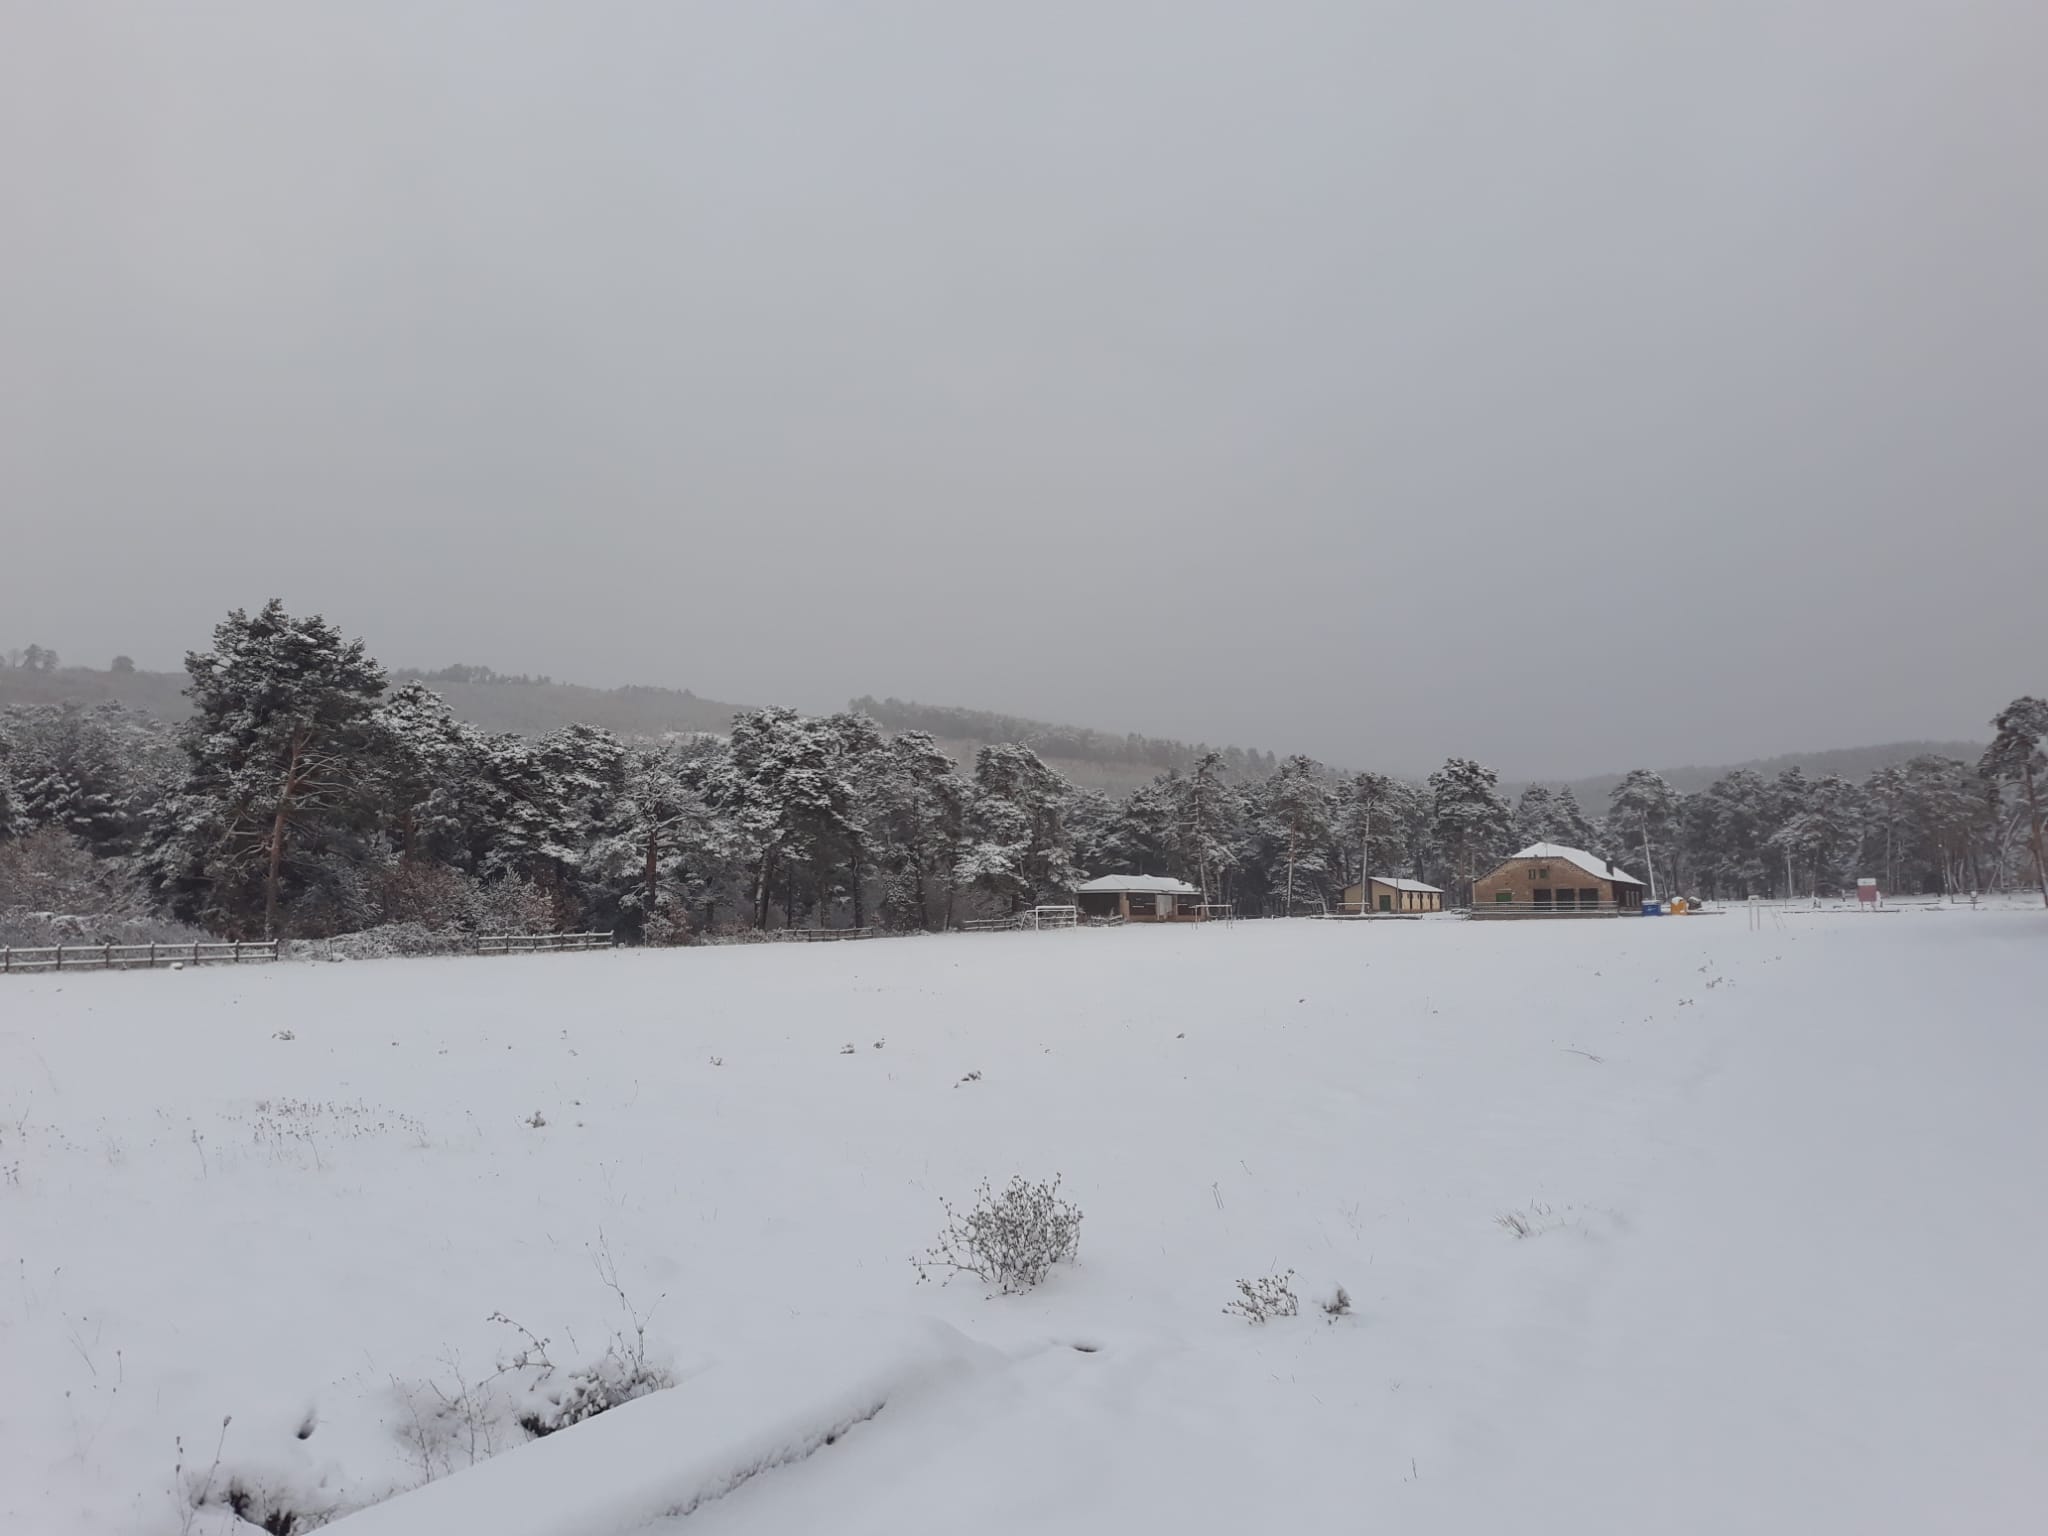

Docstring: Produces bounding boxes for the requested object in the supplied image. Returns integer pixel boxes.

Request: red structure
[1857,878,1881,908]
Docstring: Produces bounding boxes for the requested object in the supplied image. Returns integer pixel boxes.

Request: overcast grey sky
[3,1,2042,779]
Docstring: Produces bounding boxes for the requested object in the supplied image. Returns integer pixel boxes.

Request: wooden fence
[0,939,280,974]
[475,931,615,955]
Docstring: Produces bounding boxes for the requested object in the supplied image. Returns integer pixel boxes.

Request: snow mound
[327,1320,996,1535]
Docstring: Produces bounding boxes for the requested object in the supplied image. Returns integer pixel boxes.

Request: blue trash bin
[1640,901,1663,916]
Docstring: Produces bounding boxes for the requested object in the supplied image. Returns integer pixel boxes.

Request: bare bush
[0,828,202,946]
[467,875,555,936]
[1321,1284,1353,1322]
[306,922,456,962]
[1224,1271,1299,1324]
[913,1174,1082,1295]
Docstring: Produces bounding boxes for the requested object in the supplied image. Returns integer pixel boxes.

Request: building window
[1495,890,1513,902]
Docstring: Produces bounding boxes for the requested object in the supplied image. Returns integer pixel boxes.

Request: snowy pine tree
[1173,752,1244,904]
[1981,697,2048,908]
[1608,769,1680,899]
[1256,756,1335,916]
[1341,771,1401,896]
[0,703,168,858]
[150,602,386,937]
[960,743,1080,914]
[1427,758,1513,904]
[857,730,967,930]
[0,727,14,842]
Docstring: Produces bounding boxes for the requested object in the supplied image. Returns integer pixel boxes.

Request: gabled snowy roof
[1363,876,1443,893]
[1509,842,1643,886]
[1075,874,1201,896]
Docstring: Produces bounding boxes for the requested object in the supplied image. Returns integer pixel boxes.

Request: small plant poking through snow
[954,1070,982,1087]
[174,1417,231,1536]
[1224,1271,1299,1324]
[1321,1284,1353,1323]
[1496,1201,1566,1238]
[526,1110,547,1130]
[913,1174,1082,1295]
[518,1232,673,1436]
[388,1232,674,1486]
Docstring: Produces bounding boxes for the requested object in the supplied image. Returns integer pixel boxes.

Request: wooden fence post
[104,942,114,969]
[233,940,242,965]
[148,942,157,969]
[56,944,64,972]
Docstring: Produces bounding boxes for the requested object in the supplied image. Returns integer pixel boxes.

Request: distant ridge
[0,663,1984,798]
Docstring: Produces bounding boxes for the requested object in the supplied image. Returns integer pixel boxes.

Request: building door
[1578,888,1599,909]
[1534,888,1553,909]
[1378,893,1392,912]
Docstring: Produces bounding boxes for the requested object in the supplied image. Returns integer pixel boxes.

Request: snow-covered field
[3,909,2045,1534]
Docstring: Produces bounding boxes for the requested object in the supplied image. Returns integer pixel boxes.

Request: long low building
[1472,842,1646,916]
[1340,876,1445,914]
[1074,875,1205,922]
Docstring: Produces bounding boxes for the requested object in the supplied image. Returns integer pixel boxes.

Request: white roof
[1075,874,1201,896]
[1509,842,1644,886]
[1363,876,1443,893]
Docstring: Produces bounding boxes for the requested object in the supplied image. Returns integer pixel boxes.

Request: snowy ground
[3,908,2045,1533]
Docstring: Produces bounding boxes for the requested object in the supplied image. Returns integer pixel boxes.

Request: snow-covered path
[2,911,2042,1532]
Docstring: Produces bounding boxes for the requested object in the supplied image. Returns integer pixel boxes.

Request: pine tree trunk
[263,736,303,940]
[643,825,659,926]
[264,800,289,940]
[2024,761,2048,909]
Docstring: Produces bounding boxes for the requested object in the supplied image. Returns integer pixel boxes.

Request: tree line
[2,602,2043,945]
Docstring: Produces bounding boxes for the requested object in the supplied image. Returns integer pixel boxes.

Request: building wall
[1472,857,1637,909]
[1340,881,1444,913]
[1080,889,1205,921]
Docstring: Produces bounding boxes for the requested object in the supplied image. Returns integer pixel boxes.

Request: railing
[476,931,615,955]
[0,939,279,974]
[1467,901,1631,919]
[963,906,1080,934]
[760,926,875,943]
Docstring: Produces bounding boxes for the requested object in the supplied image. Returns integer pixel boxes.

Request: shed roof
[1075,874,1202,896]
[1507,842,1644,886]
[1366,876,1444,894]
